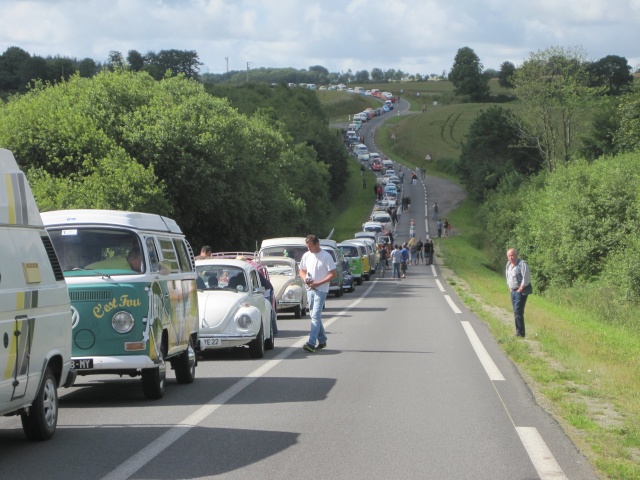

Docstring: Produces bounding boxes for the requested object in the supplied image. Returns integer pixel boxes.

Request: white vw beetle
[260,257,308,318]
[196,259,274,358]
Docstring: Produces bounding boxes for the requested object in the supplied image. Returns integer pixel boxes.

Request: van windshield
[261,246,308,263]
[48,228,144,276]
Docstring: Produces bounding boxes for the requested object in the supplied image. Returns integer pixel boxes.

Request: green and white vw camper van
[42,210,199,399]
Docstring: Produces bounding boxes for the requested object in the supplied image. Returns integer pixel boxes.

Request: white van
[0,149,74,440]
[354,144,370,162]
[259,237,345,297]
[42,209,199,400]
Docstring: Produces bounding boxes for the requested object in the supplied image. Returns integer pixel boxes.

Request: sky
[1,0,639,77]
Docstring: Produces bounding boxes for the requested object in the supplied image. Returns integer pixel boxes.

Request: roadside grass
[328,94,640,478]
[438,198,640,480]
[318,90,381,123]
[376,103,506,180]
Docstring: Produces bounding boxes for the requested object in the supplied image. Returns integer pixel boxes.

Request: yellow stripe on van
[3,172,17,225]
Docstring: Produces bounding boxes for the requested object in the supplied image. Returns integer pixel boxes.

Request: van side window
[250,270,260,291]
[157,237,179,273]
[145,237,160,272]
[173,239,193,273]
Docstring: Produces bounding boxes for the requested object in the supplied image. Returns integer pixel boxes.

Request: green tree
[498,61,516,89]
[78,58,98,78]
[127,50,145,72]
[371,68,384,82]
[448,47,490,101]
[458,106,543,202]
[512,45,596,170]
[0,46,31,90]
[0,70,322,250]
[614,89,640,153]
[587,55,634,95]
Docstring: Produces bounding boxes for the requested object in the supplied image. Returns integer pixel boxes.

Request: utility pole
[225,57,228,73]
[246,62,251,82]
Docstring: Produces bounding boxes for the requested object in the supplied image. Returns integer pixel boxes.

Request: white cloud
[0,0,638,74]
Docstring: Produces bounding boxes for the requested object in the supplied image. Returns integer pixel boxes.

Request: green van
[42,210,198,399]
[338,242,364,285]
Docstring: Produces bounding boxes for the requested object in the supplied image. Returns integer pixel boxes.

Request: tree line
[0,70,348,251]
[453,45,640,310]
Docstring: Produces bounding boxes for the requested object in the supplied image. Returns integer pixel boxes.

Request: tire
[142,345,166,399]
[173,337,196,385]
[264,315,275,351]
[301,305,307,317]
[249,323,265,359]
[364,273,370,281]
[294,304,302,319]
[21,367,58,441]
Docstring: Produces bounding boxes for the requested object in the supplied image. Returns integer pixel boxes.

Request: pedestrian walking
[505,248,532,338]
[437,219,443,238]
[299,235,337,353]
[362,177,367,189]
[432,202,439,220]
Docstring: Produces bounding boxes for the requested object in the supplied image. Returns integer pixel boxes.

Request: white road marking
[100,281,379,480]
[516,427,567,479]
[444,294,462,313]
[461,321,504,381]
[430,264,437,277]
[435,279,445,292]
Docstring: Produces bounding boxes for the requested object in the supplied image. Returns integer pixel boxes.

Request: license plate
[72,358,93,369]
[203,338,221,347]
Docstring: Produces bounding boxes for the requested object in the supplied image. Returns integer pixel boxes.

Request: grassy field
[321,90,640,479]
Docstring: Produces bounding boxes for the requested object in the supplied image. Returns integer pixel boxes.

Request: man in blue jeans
[505,248,531,338]
[299,235,337,353]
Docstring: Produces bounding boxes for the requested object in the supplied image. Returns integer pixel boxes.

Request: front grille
[69,290,112,302]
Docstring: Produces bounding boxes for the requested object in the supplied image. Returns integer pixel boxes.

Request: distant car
[383,104,390,112]
[196,259,274,358]
[363,221,384,234]
[371,212,392,231]
[261,257,308,318]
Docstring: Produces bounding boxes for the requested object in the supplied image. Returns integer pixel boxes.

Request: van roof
[41,209,182,233]
[0,149,43,227]
[260,237,307,248]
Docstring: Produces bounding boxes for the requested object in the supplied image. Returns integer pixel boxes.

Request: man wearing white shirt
[299,235,337,353]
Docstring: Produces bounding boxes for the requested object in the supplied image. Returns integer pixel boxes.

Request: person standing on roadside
[432,202,439,220]
[400,243,409,278]
[299,235,337,353]
[505,248,531,338]
[416,238,424,264]
[391,244,403,279]
[425,238,434,265]
[437,219,443,238]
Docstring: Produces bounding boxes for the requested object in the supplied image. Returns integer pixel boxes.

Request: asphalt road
[0,174,598,480]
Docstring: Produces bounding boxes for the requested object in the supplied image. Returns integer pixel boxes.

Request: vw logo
[71,306,80,329]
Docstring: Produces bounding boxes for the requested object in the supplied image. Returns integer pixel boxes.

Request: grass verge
[438,198,640,480]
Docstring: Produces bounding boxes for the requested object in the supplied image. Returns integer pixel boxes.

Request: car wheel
[294,304,302,319]
[142,344,166,399]
[21,367,58,441]
[173,337,196,385]
[301,304,307,316]
[364,273,370,281]
[264,316,275,351]
[249,323,265,359]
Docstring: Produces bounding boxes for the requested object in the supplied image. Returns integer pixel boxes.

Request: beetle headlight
[237,314,252,330]
[283,290,296,301]
[112,311,134,333]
